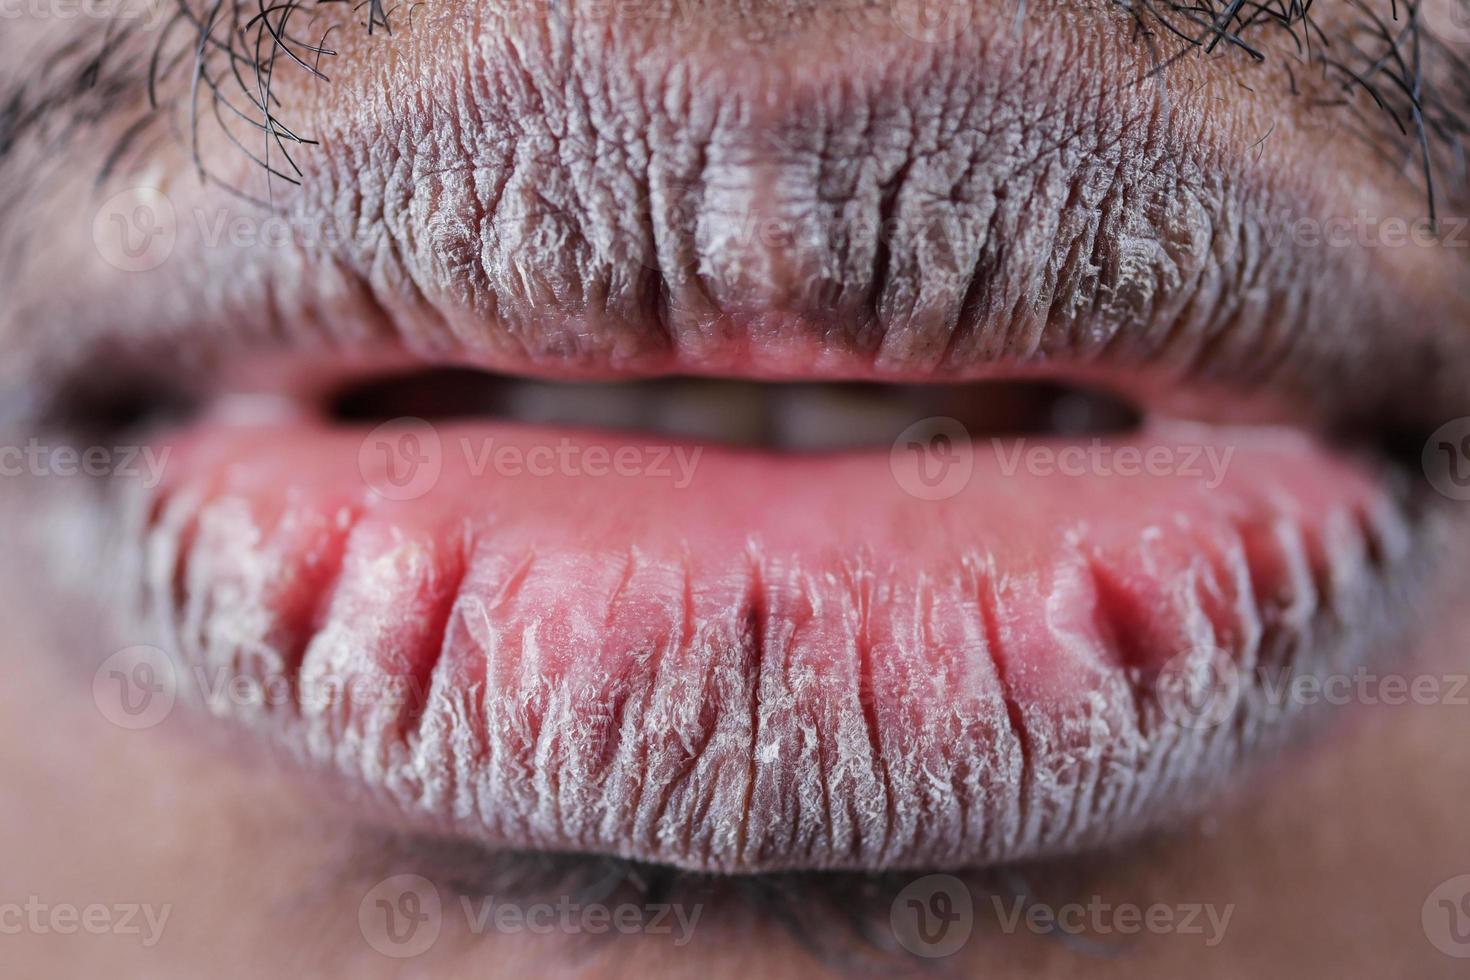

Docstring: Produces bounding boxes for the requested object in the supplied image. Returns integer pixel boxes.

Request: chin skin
[2,513,1469,979]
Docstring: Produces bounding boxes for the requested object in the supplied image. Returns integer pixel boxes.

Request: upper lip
[7,0,1470,448]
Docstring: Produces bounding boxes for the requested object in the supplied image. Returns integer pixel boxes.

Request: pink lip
[140,414,1412,872]
[41,0,1447,879]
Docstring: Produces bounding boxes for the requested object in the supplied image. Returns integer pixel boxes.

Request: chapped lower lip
[134,401,1424,874]
[13,0,1462,876]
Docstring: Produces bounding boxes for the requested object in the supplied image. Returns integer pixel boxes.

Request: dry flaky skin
[4,2,1470,440]
[135,447,1429,874]
[0,0,1462,878]
[300,2,1468,425]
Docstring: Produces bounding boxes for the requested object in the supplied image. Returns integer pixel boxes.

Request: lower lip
[140,415,1411,872]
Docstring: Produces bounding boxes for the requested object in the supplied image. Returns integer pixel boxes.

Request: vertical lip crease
[133,419,1430,873]
[15,1,1467,447]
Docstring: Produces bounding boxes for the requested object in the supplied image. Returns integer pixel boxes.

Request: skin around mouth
[1,0,1464,886]
[2,0,1470,972]
[8,0,1470,444]
[135,412,1426,873]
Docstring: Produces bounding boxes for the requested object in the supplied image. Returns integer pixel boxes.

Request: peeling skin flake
[136,423,1417,873]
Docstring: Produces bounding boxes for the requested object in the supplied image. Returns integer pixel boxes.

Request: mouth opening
[326,368,1144,451]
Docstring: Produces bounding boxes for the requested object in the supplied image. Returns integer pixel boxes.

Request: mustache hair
[0,1,1465,218]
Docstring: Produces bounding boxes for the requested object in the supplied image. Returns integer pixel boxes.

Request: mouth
[134,359,1428,874]
[9,0,1469,878]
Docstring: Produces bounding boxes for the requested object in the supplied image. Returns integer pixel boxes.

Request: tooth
[771,386,912,450]
[651,381,771,446]
[503,381,649,431]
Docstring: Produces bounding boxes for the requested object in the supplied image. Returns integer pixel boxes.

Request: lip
[142,412,1423,873]
[9,1,1469,875]
[10,1,1470,436]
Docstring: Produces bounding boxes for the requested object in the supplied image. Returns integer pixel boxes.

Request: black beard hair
[0,0,1465,222]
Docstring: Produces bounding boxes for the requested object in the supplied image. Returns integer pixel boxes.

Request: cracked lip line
[135,410,1422,873]
[23,0,1460,454]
